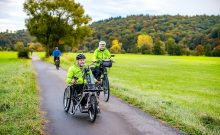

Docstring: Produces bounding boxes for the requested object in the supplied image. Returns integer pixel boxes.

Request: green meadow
[0,52,42,135]
[37,52,220,135]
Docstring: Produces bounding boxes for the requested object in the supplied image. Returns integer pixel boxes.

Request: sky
[0,0,220,32]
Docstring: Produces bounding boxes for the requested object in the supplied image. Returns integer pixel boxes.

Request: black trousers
[70,84,84,94]
[92,66,102,80]
[70,84,87,106]
[54,56,60,63]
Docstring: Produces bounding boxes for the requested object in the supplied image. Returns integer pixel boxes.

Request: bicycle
[54,57,60,70]
[92,54,115,102]
[63,66,102,123]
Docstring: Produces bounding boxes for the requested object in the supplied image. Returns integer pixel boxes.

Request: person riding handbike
[64,53,101,122]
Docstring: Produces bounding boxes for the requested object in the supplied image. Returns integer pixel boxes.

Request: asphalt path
[32,55,184,135]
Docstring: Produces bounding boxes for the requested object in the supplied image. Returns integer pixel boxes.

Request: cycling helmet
[76,53,86,60]
[99,41,106,46]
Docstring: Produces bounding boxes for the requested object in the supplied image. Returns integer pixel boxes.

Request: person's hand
[72,79,77,84]
[96,80,101,85]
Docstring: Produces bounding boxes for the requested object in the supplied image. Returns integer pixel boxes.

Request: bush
[18,48,29,58]
[121,49,126,54]
[204,45,212,56]
[212,45,220,57]
[183,48,191,56]
[76,50,84,53]
[195,45,204,56]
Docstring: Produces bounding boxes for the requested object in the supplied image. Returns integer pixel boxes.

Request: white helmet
[99,41,106,46]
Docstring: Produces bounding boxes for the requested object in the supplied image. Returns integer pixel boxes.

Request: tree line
[1,14,220,57]
[0,30,44,52]
[0,30,31,51]
[81,15,220,56]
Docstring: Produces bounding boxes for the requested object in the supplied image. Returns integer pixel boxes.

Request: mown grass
[0,52,43,135]
[37,52,220,135]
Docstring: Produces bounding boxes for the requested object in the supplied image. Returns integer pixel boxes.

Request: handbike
[63,66,102,122]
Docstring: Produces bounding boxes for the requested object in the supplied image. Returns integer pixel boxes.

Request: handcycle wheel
[88,95,97,123]
[102,76,110,102]
[63,86,71,112]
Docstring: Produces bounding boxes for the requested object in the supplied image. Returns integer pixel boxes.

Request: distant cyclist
[52,47,62,64]
[92,41,111,80]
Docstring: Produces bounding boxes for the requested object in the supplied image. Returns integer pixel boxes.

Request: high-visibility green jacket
[66,64,96,84]
[66,64,84,84]
[93,48,111,61]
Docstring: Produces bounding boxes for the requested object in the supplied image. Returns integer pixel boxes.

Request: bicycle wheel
[55,60,60,70]
[103,76,110,102]
[63,86,71,112]
[88,95,97,123]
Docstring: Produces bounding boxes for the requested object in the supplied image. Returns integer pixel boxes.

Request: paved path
[32,55,184,135]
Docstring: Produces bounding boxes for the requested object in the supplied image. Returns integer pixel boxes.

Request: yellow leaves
[110,39,122,54]
[15,41,24,51]
[28,42,35,50]
[137,34,153,48]
[59,39,64,45]
[28,42,44,52]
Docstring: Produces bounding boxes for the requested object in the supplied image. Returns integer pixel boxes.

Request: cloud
[0,0,220,31]
[0,0,26,32]
[77,0,163,21]
[77,0,220,21]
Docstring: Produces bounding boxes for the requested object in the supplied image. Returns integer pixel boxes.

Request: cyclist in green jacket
[66,53,101,108]
[66,54,85,84]
[92,41,111,80]
[66,54,86,96]
[66,53,99,92]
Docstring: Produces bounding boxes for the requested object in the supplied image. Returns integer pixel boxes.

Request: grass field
[37,52,220,135]
[0,52,43,135]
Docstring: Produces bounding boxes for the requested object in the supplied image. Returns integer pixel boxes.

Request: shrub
[195,45,204,56]
[204,45,212,56]
[212,45,220,57]
[18,48,29,58]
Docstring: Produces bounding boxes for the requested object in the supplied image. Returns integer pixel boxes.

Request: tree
[24,0,91,56]
[212,45,220,57]
[204,45,212,56]
[153,40,166,55]
[184,48,191,56]
[28,42,44,52]
[195,45,204,56]
[15,41,24,51]
[28,42,35,50]
[166,37,176,55]
[110,39,122,54]
[137,34,153,54]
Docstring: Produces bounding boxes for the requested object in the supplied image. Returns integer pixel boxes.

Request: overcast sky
[0,0,220,32]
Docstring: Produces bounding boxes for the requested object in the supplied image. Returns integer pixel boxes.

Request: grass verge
[36,52,220,135]
[0,52,43,135]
